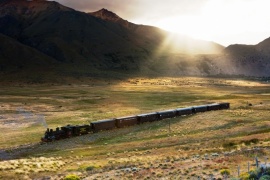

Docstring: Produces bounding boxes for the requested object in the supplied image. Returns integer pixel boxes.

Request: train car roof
[137,112,158,117]
[116,116,137,120]
[193,105,208,108]
[207,103,220,106]
[158,109,176,113]
[176,107,193,110]
[91,119,116,124]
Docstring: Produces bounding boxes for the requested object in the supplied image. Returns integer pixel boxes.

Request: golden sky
[54,0,270,46]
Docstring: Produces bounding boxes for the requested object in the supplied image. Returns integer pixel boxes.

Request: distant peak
[90,8,122,22]
[100,8,109,11]
[98,8,119,16]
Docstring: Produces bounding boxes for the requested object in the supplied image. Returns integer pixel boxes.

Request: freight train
[41,102,230,142]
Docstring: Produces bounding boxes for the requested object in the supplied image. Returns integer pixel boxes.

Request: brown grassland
[0,77,270,179]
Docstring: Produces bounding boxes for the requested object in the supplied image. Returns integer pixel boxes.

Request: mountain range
[0,0,269,83]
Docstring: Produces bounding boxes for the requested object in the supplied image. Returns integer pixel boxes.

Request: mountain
[89,8,224,55]
[218,38,270,76]
[172,38,270,77]
[0,32,61,83]
[0,0,226,83]
[0,0,269,83]
[89,8,134,29]
[256,37,270,57]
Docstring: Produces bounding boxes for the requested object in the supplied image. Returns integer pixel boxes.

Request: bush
[265,168,270,175]
[259,175,270,180]
[250,138,259,143]
[249,171,258,179]
[85,166,95,171]
[239,172,250,180]
[223,142,236,149]
[243,138,259,145]
[220,169,230,177]
[64,174,80,180]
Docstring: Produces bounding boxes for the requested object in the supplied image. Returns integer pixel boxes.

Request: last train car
[219,102,230,110]
[207,103,220,111]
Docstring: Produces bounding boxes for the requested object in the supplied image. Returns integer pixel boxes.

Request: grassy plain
[0,77,270,179]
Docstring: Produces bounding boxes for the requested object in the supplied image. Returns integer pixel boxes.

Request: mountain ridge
[0,0,269,83]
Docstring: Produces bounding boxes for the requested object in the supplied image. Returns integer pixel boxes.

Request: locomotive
[41,102,230,142]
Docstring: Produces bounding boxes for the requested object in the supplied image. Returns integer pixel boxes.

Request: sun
[153,0,230,42]
[153,0,270,46]
[155,15,211,41]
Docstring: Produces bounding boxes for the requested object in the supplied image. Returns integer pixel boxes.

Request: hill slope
[219,38,270,76]
[0,0,269,81]
[0,0,227,83]
[0,33,60,83]
[89,8,224,55]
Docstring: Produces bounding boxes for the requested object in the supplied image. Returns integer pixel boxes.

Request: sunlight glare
[154,0,270,45]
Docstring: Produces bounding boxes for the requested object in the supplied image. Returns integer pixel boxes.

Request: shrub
[220,169,230,177]
[250,138,259,144]
[259,175,270,180]
[239,172,250,180]
[64,174,80,180]
[223,142,236,149]
[243,138,259,145]
[85,166,95,171]
[265,168,270,175]
[249,172,258,179]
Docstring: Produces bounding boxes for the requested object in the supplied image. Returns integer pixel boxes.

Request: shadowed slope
[1,0,269,82]
[0,33,59,82]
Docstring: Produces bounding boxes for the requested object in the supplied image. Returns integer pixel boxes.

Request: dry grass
[0,77,270,179]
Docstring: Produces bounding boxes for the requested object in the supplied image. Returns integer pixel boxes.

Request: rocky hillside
[0,0,226,83]
[219,38,270,76]
[0,0,269,83]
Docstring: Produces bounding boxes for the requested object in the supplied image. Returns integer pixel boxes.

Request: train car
[91,119,116,132]
[73,125,92,135]
[137,112,159,124]
[158,110,177,120]
[61,124,91,136]
[219,102,230,110]
[115,116,138,128]
[193,105,208,113]
[207,103,220,111]
[176,107,194,116]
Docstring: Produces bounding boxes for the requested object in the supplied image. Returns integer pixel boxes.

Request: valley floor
[0,77,270,179]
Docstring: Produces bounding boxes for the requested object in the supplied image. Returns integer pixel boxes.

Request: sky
[54,0,270,46]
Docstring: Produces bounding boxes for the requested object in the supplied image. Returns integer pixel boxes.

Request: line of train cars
[41,102,230,142]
